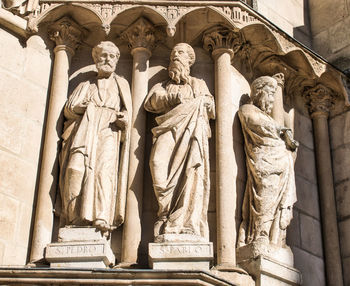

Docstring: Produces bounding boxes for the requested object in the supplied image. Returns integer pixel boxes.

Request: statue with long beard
[144,43,215,242]
[58,41,132,236]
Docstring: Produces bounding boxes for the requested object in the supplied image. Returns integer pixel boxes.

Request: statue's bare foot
[93,219,110,232]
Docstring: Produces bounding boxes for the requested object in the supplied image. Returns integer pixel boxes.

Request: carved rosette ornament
[203,26,242,59]
[305,84,334,118]
[121,17,157,53]
[48,17,83,55]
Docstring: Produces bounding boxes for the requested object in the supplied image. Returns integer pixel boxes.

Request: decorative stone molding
[304,84,335,117]
[48,17,83,52]
[121,17,157,52]
[214,6,258,25]
[203,26,242,59]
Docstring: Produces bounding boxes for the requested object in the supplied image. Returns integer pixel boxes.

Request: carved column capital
[203,26,242,59]
[122,17,157,55]
[48,17,83,55]
[305,84,334,118]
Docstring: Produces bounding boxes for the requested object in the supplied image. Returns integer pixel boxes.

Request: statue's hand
[281,128,299,151]
[203,95,215,118]
[280,207,292,230]
[115,111,128,130]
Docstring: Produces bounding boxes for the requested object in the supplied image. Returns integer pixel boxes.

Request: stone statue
[237,76,298,248]
[144,43,215,242]
[58,41,132,236]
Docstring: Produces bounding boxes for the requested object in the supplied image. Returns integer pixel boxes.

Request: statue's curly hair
[250,76,277,106]
[92,41,120,63]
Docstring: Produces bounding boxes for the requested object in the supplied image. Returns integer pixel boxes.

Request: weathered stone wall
[254,0,312,47]
[309,0,350,72]
[0,30,51,265]
[287,109,326,286]
[330,110,350,286]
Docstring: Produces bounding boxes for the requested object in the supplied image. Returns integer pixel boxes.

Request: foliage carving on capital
[304,84,334,117]
[202,26,242,55]
[121,17,157,51]
[48,17,83,51]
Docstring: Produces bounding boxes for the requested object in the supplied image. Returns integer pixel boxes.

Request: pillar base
[45,227,115,268]
[148,242,213,270]
[238,255,302,286]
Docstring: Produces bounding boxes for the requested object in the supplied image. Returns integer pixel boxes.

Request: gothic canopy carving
[3,0,349,109]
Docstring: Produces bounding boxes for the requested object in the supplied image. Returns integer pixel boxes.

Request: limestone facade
[0,1,349,285]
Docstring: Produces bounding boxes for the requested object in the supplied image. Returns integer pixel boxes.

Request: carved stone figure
[237,76,298,248]
[59,41,132,235]
[144,43,215,242]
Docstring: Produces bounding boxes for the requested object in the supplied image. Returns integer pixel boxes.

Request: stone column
[305,84,344,286]
[203,27,242,269]
[119,17,156,267]
[29,17,82,264]
[271,73,285,126]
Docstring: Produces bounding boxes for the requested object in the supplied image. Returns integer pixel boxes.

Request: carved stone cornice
[48,17,83,54]
[304,84,335,118]
[121,17,157,53]
[202,26,242,59]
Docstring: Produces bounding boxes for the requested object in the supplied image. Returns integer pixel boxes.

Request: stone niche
[0,0,349,285]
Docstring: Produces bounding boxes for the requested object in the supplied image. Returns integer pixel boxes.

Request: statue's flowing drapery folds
[59,73,132,229]
[238,103,297,246]
[145,77,215,241]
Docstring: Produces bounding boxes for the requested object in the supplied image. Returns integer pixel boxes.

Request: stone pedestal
[238,255,302,286]
[45,227,115,268]
[237,242,301,285]
[237,241,294,267]
[148,242,213,270]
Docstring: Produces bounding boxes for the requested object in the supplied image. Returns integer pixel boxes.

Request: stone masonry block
[0,70,47,123]
[287,209,301,248]
[16,204,33,248]
[343,256,350,286]
[292,246,326,286]
[332,145,350,184]
[309,0,347,34]
[295,175,320,219]
[24,41,52,89]
[329,16,350,53]
[335,179,350,219]
[0,107,27,154]
[0,150,36,204]
[329,111,350,150]
[339,218,350,258]
[0,193,19,242]
[295,144,317,184]
[0,29,25,75]
[313,29,331,59]
[300,214,323,258]
[294,111,314,150]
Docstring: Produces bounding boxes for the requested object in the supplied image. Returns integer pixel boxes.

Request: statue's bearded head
[251,76,278,115]
[168,43,195,84]
[92,41,120,78]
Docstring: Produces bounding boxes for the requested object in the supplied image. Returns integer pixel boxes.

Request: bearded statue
[144,43,215,242]
[237,76,298,248]
[58,41,132,236]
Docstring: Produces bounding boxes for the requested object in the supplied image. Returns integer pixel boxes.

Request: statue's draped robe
[238,104,296,246]
[145,78,215,240]
[59,73,131,228]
